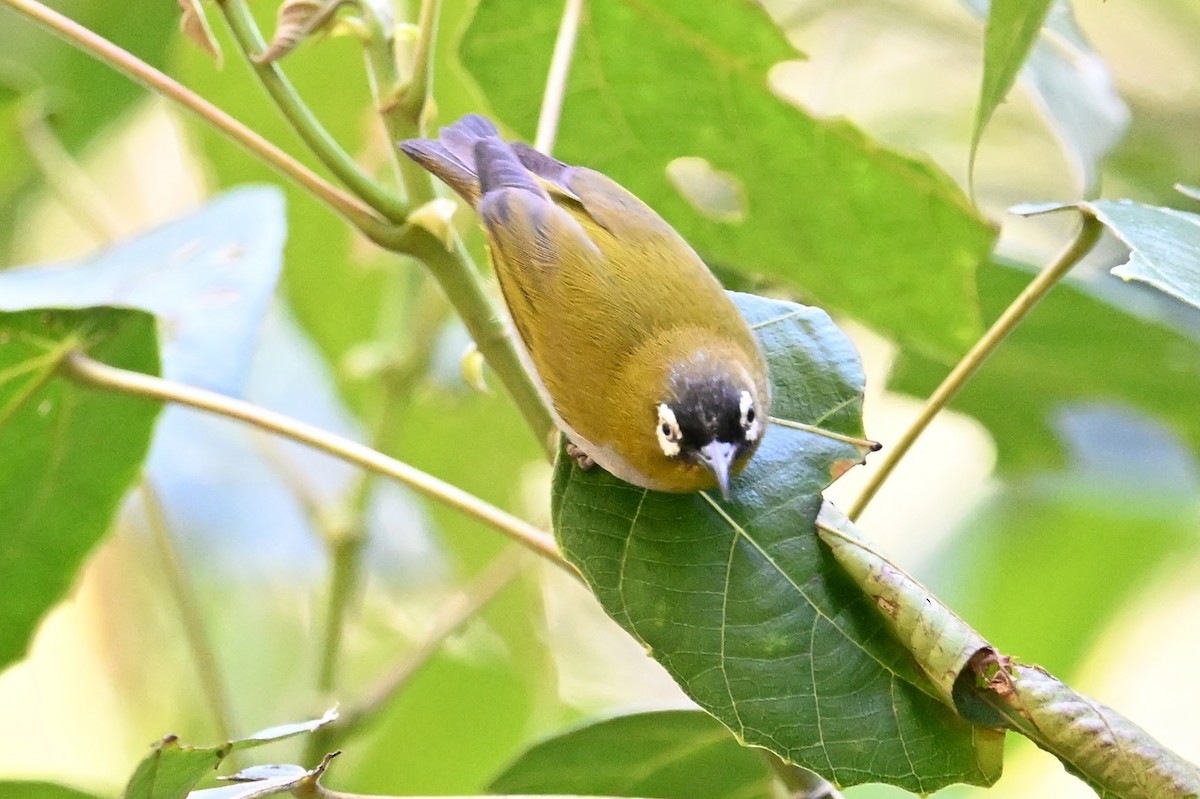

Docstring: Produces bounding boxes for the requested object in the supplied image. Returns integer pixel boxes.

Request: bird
[399,115,769,498]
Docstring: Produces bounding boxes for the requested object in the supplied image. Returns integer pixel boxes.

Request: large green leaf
[553,294,1003,792]
[0,306,159,668]
[489,710,777,799]
[461,0,994,358]
[890,258,1200,471]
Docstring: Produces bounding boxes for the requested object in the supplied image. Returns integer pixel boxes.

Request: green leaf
[962,0,1128,195]
[122,711,337,799]
[489,710,776,799]
[890,258,1200,471]
[1017,198,1200,311]
[1022,5,1128,195]
[0,306,159,669]
[966,0,1056,185]
[552,294,1002,792]
[461,0,994,358]
[0,782,104,799]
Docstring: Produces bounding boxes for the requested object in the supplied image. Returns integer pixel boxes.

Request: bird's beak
[698,441,738,500]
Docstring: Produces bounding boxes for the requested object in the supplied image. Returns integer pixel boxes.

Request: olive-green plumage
[400,115,769,495]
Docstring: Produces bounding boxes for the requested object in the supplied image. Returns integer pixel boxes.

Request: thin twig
[61,351,576,576]
[768,416,880,452]
[847,217,1104,520]
[535,0,585,155]
[139,480,241,761]
[1,0,390,237]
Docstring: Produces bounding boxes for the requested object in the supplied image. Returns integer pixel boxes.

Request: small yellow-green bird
[400,115,769,497]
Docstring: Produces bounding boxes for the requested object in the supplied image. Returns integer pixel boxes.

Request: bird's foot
[565,442,595,470]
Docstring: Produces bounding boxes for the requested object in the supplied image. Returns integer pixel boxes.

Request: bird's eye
[656,403,683,457]
[738,390,761,442]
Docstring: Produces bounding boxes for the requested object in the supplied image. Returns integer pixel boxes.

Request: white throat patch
[656,403,682,457]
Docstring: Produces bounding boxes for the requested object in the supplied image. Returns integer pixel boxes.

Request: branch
[1,0,392,238]
[61,352,576,576]
[373,222,556,446]
[847,216,1103,520]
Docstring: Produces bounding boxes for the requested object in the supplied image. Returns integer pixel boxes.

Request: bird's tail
[399,114,543,207]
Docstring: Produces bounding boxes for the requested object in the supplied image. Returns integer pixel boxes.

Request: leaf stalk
[847,216,1104,520]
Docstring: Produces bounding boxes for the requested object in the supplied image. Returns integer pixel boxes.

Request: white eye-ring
[656,403,682,457]
[739,390,761,442]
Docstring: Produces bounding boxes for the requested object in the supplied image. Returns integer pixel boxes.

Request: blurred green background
[0,1,1198,798]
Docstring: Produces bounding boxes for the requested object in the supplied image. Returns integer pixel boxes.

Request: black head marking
[654,374,761,463]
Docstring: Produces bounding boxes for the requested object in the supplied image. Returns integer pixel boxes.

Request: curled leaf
[178,0,223,65]
[815,504,994,713]
[254,0,349,65]
[976,661,1200,798]
[123,710,338,799]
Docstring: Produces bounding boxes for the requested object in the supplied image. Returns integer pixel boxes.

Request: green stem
[394,0,440,131]
[847,217,1104,521]
[352,0,553,446]
[218,0,410,222]
[394,225,555,446]
[139,481,241,763]
[307,271,447,723]
[362,0,437,202]
[314,514,366,697]
[61,351,575,574]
